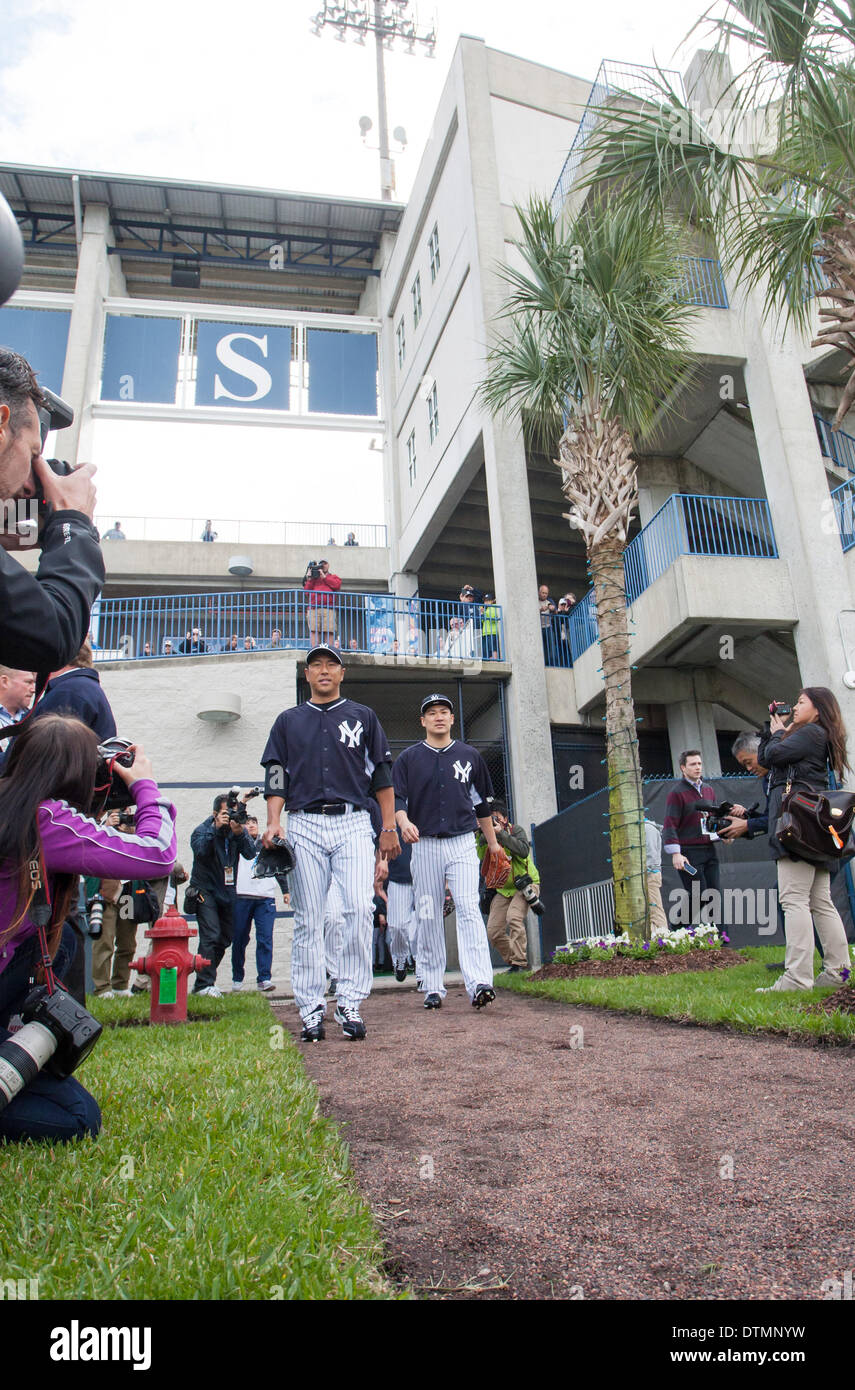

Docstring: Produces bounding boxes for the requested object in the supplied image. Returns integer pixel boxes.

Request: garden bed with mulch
[807,983,855,1014]
[534,947,746,979]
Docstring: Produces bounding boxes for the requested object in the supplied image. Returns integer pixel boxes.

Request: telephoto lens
[86,895,104,938]
[0,987,102,1114]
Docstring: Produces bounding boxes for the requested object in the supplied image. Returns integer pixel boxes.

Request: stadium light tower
[310,2,437,201]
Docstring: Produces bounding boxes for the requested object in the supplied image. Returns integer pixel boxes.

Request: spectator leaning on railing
[303,559,341,643]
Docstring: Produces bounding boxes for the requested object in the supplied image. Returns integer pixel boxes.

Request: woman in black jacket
[756,686,852,992]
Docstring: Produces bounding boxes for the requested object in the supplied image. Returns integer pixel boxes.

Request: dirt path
[273,986,855,1300]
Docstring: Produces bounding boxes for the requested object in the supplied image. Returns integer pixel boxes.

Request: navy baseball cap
[306,644,343,666]
[420,693,453,714]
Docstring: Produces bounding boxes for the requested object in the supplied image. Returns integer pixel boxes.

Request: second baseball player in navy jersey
[261,645,399,1042]
[393,693,502,1009]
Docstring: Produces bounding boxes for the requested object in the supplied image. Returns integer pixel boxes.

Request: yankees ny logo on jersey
[453,759,472,783]
[339,719,364,749]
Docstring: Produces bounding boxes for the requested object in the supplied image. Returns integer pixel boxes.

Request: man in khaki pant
[478,802,533,973]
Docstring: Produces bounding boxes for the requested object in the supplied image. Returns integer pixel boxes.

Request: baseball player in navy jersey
[261,645,399,1041]
[393,693,502,1009]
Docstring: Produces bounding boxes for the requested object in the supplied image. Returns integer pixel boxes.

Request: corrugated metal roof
[1,163,403,239]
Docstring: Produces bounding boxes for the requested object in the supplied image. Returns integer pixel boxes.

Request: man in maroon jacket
[662,749,720,923]
[303,558,341,643]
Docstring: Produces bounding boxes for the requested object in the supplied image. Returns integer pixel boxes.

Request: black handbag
[182,885,203,917]
[775,767,855,863]
[119,880,160,923]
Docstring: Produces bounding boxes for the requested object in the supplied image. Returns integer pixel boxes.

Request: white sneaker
[231,981,244,992]
[195,985,223,998]
[755,976,810,993]
[112,988,134,998]
[257,980,275,992]
[96,990,115,1000]
[815,970,845,988]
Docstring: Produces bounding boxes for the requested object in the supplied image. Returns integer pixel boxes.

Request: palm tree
[479,194,700,939]
[581,0,855,424]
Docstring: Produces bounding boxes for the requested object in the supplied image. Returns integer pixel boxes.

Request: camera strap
[27,854,57,995]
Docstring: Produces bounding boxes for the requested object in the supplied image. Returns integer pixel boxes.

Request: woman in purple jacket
[0,714,177,1142]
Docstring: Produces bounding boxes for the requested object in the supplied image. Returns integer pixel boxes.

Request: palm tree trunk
[814,211,855,426]
[588,533,650,940]
[558,418,650,940]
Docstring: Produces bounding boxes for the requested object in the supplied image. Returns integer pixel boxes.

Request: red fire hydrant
[130,906,211,1025]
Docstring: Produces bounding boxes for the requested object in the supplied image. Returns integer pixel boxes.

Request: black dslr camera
[692,800,760,835]
[93,737,136,815]
[0,985,102,1115]
[225,786,261,825]
[514,872,545,917]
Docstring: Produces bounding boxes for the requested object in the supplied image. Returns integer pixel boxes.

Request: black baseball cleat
[334,1003,367,1040]
[395,966,408,982]
[406,955,417,974]
[301,1006,326,1042]
[471,984,496,1009]
[423,992,442,1009]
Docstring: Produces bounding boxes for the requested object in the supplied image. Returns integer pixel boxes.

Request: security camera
[843,670,855,690]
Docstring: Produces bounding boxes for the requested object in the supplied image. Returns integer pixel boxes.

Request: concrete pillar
[60,203,124,465]
[666,700,721,776]
[458,40,558,849]
[738,283,855,727]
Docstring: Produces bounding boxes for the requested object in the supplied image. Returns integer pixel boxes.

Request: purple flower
[642,942,650,950]
[841,967,851,982]
[722,933,730,943]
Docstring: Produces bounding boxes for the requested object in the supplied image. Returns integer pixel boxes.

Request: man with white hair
[0,666,34,729]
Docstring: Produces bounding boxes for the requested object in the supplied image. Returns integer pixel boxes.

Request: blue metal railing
[673,255,729,309]
[815,413,855,476]
[89,590,505,664]
[830,478,855,553]
[546,494,777,666]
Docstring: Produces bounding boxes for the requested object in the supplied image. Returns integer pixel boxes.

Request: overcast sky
[3,0,724,529]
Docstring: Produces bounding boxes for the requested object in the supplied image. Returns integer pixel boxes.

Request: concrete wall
[97,651,301,878]
[571,555,797,711]
[14,540,390,593]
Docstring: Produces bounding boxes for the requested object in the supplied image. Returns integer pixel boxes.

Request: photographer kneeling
[0,715,177,1142]
[755,688,853,993]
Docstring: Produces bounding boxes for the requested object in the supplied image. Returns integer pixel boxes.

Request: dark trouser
[231,897,275,984]
[193,894,234,991]
[677,848,720,924]
[0,924,101,1144]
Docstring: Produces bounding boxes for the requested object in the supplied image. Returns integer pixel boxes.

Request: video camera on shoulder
[305,561,322,581]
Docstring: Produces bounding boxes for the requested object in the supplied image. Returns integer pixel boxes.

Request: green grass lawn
[495,947,855,1043]
[0,992,396,1300]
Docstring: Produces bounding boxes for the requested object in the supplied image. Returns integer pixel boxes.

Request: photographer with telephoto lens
[755,689,854,993]
[0,715,177,1141]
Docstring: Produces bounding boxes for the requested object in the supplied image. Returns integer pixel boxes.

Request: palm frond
[480,194,701,456]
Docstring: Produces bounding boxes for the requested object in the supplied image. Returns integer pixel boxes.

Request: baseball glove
[480,846,512,890]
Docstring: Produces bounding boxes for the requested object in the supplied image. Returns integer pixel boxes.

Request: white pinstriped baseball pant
[411,834,493,1000]
[288,809,375,1018]
[324,879,344,979]
[386,879,418,973]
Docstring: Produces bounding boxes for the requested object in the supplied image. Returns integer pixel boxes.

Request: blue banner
[0,307,70,393]
[101,315,182,404]
[195,322,292,409]
[307,329,378,416]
